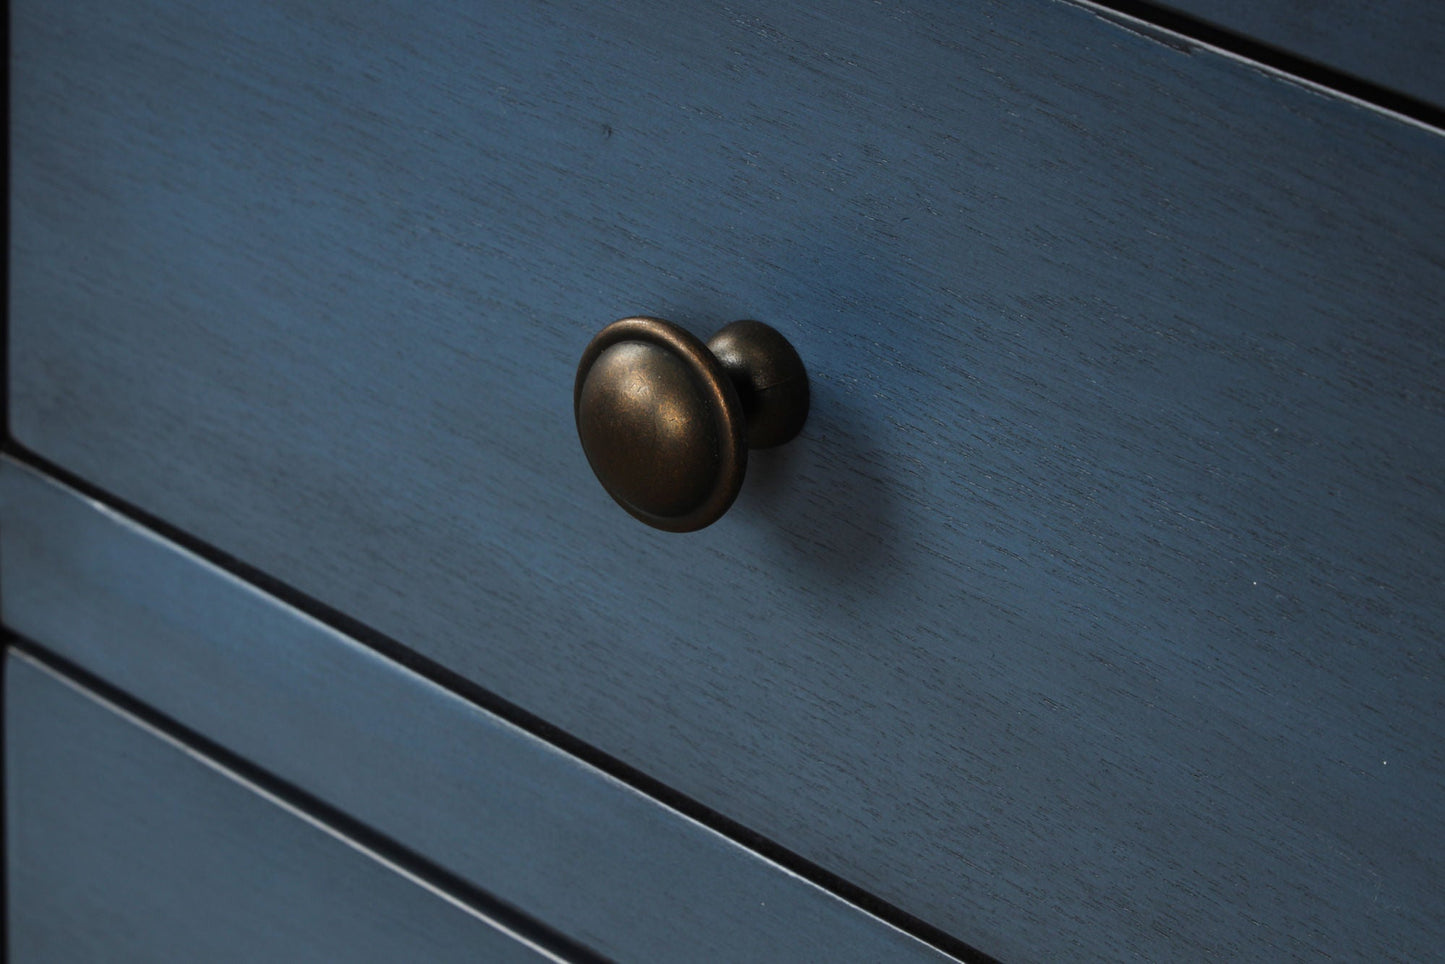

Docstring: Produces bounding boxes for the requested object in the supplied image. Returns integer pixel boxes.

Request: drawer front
[10,0,1445,959]
[5,651,557,963]
[0,460,956,964]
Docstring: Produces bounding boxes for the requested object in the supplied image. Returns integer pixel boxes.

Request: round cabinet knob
[575,317,809,532]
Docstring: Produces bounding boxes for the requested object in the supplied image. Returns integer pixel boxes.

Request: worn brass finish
[575,317,810,532]
[706,320,811,450]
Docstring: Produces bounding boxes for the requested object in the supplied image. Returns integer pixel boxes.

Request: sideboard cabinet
[7,0,1444,959]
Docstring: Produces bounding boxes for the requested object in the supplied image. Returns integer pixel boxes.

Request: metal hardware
[574,317,810,532]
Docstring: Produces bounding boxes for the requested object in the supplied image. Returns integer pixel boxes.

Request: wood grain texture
[1144,0,1445,108]
[9,0,1445,959]
[0,460,957,964]
[4,651,559,964]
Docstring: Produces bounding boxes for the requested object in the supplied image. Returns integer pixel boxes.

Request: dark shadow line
[5,635,613,964]
[1077,0,1445,130]
[0,444,1002,964]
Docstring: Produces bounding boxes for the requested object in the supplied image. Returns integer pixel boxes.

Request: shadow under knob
[574,317,809,532]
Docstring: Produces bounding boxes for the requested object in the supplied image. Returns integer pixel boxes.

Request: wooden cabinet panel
[0,460,957,964]
[9,0,1445,959]
[5,651,560,963]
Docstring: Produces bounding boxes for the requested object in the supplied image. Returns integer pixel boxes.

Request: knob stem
[707,320,811,450]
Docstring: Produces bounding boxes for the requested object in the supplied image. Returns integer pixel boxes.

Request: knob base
[706,320,810,450]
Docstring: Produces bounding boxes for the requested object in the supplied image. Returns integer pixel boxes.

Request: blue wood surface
[4,651,560,963]
[0,460,956,964]
[9,0,1445,959]
[1146,0,1445,108]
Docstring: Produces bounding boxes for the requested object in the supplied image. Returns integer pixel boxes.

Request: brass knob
[575,317,810,532]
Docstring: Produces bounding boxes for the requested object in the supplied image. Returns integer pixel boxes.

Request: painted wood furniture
[6,651,565,963]
[1,459,953,963]
[7,0,1444,960]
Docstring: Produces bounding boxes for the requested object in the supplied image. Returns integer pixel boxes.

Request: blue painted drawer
[7,0,1445,959]
[2,459,956,963]
[5,650,558,963]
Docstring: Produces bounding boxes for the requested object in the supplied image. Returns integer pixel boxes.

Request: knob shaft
[575,317,809,532]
